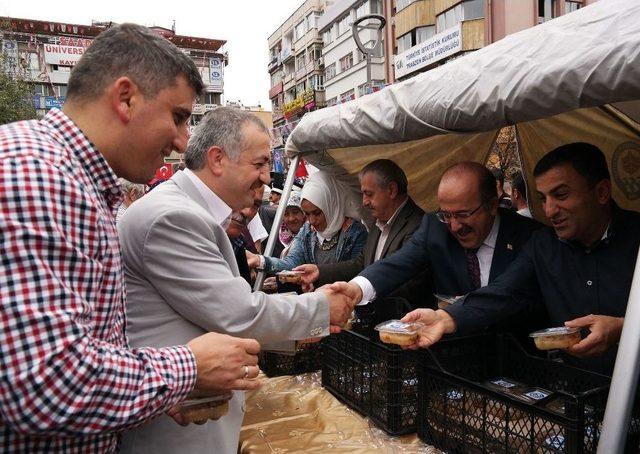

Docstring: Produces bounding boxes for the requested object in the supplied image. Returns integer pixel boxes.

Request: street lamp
[351,14,386,93]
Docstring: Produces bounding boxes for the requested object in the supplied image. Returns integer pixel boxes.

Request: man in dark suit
[295,159,428,309]
[333,162,542,325]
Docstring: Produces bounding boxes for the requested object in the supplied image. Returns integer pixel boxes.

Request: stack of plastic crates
[259,341,323,377]
[417,333,640,453]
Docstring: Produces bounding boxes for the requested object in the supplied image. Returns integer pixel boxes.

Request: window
[323,30,333,45]
[356,1,369,19]
[397,32,413,53]
[296,81,306,94]
[309,74,324,90]
[436,0,483,32]
[307,12,320,30]
[415,26,436,44]
[326,97,337,107]
[205,93,221,104]
[565,0,580,13]
[339,52,354,72]
[325,62,336,80]
[396,0,416,12]
[294,19,307,41]
[337,14,351,36]
[55,85,67,97]
[33,84,48,96]
[539,0,557,22]
[370,0,381,14]
[296,53,306,71]
[339,89,355,103]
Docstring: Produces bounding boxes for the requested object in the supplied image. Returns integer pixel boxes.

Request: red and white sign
[43,43,90,66]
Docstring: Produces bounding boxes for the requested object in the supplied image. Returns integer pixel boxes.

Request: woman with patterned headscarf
[248,171,367,274]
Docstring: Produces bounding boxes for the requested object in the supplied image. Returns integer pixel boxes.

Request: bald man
[337,162,542,315]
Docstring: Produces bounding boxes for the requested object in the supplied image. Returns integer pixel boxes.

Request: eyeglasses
[436,204,484,223]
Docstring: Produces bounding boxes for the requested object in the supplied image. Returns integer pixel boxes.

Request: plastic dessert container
[529,327,581,350]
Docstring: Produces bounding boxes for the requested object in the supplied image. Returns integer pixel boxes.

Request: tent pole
[597,246,640,452]
[253,154,301,292]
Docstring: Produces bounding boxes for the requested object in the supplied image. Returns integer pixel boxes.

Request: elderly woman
[249,172,367,273]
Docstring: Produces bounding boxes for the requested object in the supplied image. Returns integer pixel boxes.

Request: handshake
[316,281,364,332]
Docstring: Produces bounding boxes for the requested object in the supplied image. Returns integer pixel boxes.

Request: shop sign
[44,43,89,66]
[394,24,462,78]
[209,57,224,91]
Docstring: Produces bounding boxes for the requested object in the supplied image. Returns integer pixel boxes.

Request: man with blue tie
[335,162,542,318]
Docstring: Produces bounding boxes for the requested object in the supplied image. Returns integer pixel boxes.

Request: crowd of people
[0,22,638,454]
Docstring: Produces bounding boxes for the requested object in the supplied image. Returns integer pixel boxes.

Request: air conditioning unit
[316,57,324,66]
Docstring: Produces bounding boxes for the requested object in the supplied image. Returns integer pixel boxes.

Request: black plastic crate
[321,329,419,435]
[259,341,323,377]
[417,333,640,454]
[321,329,371,415]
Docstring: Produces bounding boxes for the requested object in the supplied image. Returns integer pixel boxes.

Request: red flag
[155,164,174,180]
[295,159,308,178]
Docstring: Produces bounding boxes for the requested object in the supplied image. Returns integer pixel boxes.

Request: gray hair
[67,23,203,101]
[359,159,408,195]
[185,106,270,170]
[119,178,145,198]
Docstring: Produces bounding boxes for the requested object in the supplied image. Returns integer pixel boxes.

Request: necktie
[465,248,481,290]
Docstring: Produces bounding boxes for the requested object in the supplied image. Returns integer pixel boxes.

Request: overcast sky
[0,0,305,109]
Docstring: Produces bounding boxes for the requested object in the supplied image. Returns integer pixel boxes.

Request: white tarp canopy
[285,0,640,214]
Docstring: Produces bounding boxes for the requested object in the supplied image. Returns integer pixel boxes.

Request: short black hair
[533,142,610,188]
[359,159,408,195]
[511,171,526,201]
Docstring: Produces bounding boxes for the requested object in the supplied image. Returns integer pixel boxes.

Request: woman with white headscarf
[248,171,367,274]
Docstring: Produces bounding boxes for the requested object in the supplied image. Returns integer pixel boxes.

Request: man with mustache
[118,107,354,453]
[332,161,541,319]
[400,143,640,374]
[227,187,265,284]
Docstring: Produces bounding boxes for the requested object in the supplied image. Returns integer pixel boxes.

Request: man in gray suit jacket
[119,107,354,454]
[296,159,430,309]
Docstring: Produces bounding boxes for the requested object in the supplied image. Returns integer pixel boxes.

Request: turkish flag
[155,164,174,180]
[295,159,308,178]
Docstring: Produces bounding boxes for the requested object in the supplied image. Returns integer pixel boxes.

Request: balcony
[281,46,295,62]
[269,82,284,99]
[295,61,323,81]
[268,54,282,72]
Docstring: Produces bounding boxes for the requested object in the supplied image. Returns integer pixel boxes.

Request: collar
[45,109,122,208]
[182,168,232,228]
[482,213,501,250]
[375,197,408,232]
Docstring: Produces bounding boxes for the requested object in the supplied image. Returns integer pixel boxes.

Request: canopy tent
[284,0,640,216]
[255,1,640,451]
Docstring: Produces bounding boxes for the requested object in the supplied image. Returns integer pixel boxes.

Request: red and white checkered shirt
[0,109,197,453]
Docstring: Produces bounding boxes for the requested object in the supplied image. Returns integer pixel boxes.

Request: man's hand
[166,392,232,426]
[187,332,262,394]
[246,250,260,268]
[317,285,355,332]
[400,309,457,349]
[294,264,320,285]
[564,315,624,357]
[327,281,363,307]
[294,264,319,292]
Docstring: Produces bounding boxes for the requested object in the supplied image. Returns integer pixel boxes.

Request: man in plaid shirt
[0,24,261,453]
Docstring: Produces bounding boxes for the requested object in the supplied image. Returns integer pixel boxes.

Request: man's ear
[388,181,399,199]
[206,146,226,176]
[109,76,139,124]
[595,179,612,205]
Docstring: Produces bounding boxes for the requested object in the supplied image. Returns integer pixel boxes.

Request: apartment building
[392,0,598,81]
[0,16,226,124]
[267,0,327,144]
[318,0,386,106]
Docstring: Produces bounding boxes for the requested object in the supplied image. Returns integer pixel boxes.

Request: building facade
[268,0,327,146]
[0,17,227,124]
[318,0,386,106]
[392,0,598,81]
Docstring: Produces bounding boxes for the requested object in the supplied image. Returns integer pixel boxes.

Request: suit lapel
[364,228,381,266]
[489,210,515,282]
[380,200,414,259]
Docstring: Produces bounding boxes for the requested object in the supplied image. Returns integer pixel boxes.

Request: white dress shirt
[374,198,408,261]
[248,215,268,242]
[353,214,501,305]
[182,168,232,229]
